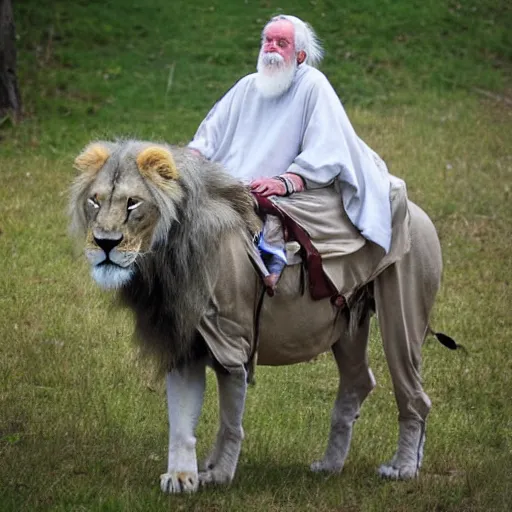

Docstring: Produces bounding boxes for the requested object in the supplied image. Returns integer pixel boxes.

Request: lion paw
[160,471,199,493]
[310,459,343,473]
[378,462,418,480]
[200,457,216,472]
[198,468,233,487]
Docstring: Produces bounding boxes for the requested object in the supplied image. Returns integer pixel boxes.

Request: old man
[189,14,396,296]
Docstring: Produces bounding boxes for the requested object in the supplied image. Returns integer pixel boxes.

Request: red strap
[253,192,345,306]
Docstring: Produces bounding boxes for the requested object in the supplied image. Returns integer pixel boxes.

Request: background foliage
[1,0,511,510]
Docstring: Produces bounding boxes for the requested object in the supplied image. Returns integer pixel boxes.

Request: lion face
[83,180,161,289]
[71,141,183,289]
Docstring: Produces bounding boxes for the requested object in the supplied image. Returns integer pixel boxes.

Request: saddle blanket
[269,176,411,300]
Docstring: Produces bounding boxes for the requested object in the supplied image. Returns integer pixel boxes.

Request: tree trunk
[0,0,21,121]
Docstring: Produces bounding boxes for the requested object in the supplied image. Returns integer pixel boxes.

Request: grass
[1,0,511,510]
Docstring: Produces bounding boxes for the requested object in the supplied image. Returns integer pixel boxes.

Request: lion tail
[428,327,464,351]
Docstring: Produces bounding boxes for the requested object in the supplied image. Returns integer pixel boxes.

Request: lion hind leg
[160,358,206,494]
[200,365,247,486]
[374,261,432,479]
[311,313,375,473]
[374,205,440,479]
[378,419,425,480]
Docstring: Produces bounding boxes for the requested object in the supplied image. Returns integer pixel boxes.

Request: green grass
[1,0,511,510]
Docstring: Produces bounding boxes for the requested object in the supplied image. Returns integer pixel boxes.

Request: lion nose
[94,235,123,255]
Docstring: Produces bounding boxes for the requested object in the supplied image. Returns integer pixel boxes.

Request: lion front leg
[200,365,247,486]
[160,358,206,494]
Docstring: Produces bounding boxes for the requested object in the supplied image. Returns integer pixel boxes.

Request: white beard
[255,50,297,99]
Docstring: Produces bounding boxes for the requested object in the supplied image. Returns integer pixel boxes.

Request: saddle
[252,192,345,308]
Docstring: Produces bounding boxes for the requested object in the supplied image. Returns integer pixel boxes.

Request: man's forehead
[264,20,294,41]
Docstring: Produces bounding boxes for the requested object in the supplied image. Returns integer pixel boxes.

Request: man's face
[255,19,299,98]
[261,20,296,65]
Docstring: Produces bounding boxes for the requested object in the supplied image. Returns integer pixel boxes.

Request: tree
[0,0,21,122]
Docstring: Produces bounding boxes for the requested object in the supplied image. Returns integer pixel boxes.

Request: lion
[70,139,455,493]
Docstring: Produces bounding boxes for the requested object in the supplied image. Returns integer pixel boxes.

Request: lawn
[1,0,511,510]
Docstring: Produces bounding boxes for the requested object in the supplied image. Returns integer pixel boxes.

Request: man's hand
[250,177,286,197]
[250,173,305,197]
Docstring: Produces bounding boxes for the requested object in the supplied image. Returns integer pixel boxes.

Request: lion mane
[70,140,261,372]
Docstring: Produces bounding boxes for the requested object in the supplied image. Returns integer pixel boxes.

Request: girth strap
[252,192,345,307]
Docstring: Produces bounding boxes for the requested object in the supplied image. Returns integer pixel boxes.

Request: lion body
[195,232,343,368]
[70,140,448,493]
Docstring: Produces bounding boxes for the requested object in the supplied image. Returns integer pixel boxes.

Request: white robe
[189,64,393,253]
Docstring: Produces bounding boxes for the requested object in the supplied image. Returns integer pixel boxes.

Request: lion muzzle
[93,234,124,255]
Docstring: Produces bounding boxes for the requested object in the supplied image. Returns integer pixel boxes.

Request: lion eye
[127,198,142,211]
[87,197,100,209]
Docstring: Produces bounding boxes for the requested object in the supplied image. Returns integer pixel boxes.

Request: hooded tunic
[188,63,393,253]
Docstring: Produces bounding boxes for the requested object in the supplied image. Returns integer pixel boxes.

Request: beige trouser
[373,201,442,422]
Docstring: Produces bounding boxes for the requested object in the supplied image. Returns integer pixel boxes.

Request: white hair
[263,14,324,67]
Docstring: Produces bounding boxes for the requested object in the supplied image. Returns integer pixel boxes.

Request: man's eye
[278,40,288,48]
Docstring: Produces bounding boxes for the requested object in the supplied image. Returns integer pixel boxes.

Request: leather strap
[252,192,345,307]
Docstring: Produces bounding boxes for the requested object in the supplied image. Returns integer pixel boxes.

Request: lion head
[70,140,187,289]
[70,139,260,371]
